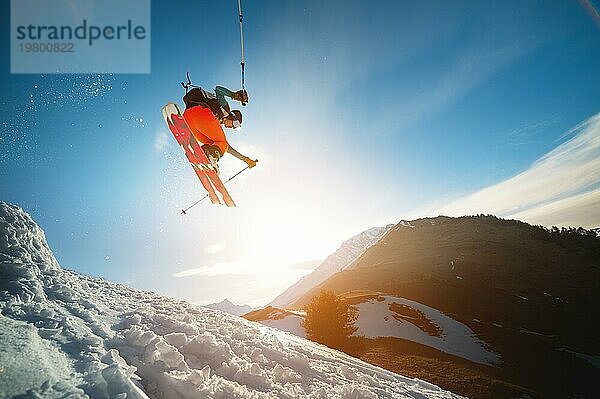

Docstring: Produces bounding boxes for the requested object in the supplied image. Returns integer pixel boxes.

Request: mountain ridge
[205,299,252,316]
[269,225,392,308]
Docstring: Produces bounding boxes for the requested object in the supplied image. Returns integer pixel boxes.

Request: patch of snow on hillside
[245,307,307,339]
[0,203,461,399]
[260,312,306,339]
[353,296,500,366]
[557,348,600,370]
[396,220,415,229]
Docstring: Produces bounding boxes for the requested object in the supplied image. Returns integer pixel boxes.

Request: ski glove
[232,90,249,103]
[244,157,258,168]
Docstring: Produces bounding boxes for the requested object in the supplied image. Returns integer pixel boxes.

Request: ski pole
[180,194,209,215]
[237,0,246,105]
[180,165,252,214]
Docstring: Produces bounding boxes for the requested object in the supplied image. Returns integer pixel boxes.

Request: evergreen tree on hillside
[302,290,358,348]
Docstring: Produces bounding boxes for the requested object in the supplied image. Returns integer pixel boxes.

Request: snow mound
[0,203,61,307]
[0,202,461,398]
[0,202,59,270]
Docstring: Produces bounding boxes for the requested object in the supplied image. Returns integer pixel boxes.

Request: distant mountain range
[205,299,252,316]
[269,225,392,307]
[246,215,600,399]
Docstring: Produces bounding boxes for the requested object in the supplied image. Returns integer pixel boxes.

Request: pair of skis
[161,102,236,208]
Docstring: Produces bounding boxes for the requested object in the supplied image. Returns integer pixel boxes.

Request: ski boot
[202,144,222,174]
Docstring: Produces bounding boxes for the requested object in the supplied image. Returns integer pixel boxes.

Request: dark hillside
[295,216,600,398]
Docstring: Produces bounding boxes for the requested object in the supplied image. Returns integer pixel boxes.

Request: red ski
[162,102,236,207]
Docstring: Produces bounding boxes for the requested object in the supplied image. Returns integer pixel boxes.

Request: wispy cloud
[398,39,539,129]
[506,114,561,146]
[437,113,600,228]
[173,259,319,278]
[510,188,600,228]
[173,262,244,278]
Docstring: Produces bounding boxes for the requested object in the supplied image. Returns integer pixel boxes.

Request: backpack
[183,87,228,121]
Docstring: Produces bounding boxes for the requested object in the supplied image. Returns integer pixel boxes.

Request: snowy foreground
[0,203,462,399]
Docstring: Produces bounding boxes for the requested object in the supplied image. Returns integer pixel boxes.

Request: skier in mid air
[183,85,257,172]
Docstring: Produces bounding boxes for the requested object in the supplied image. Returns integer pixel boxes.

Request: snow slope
[269,226,391,308]
[0,203,461,399]
[244,307,307,339]
[260,315,306,339]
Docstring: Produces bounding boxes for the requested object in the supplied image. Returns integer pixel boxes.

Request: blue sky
[1,0,599,306]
